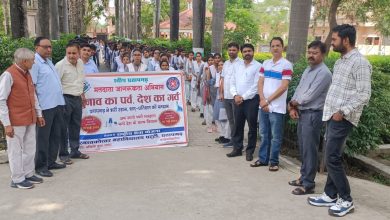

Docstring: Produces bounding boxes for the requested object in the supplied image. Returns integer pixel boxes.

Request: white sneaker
[328,198,354,217]
[307,192,337,207]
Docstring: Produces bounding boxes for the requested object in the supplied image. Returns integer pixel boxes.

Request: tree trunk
[115,0,119,36]
[211,0,225,53]
[38,0,50,37]
[286,0,313,63]
[50,0,60,39]
[170,0,179,41]
[136,0,141,39]
[324,0,341,55]
[154,0,161,38]
[69,0,84,34]
[2,0,10,35]
[192,0,206,50]
[10,0,28,38]
[119,0,124,37]
[123,0,128,38]
[58,0,69,34]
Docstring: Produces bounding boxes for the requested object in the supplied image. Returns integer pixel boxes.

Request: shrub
[0,34,76,73]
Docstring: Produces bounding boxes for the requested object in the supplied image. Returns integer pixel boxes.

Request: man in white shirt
[226,44,261,161]
[254,37,293,171]
[147,49,160,71]
[220,42,242,147]
[56,42,89,163]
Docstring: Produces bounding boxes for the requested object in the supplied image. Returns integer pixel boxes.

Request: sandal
[250,160,268,167]
[71,153,90,159]
[288,179,302,187]
[60,158,73,165]
[269,165,279,171]
[291,187,314,195]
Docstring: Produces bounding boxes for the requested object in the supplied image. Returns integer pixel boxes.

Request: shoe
[328,198,355,217]
[48,162,66,170]
[220,138,230,144]
[201,120,206,125]
[308,193,337,207]
[246,154,253,161]
[292,186,315,195]
[200,113,204,118]
[191,108,195,112]
[223,142,234,148]
[215,136,223,142]
[207,127,213,133]
[26,175,43,184]
[60,158,73,165]
[10,180,34,189]
[226,150,242,157]
[36,169,53,177]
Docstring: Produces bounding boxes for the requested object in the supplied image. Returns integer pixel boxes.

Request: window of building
[365,37,380,45]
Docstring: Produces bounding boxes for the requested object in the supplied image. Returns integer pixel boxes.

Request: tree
[154,0,161,38]
[211,0,225,53]
[115,0,119,36]
[253,0,290,43]
[9,0,27,38]
[170,0,179,41]
[50,0,60,39]
[224,0,259,46]
[38,0,50,37]
[2,0,10,35]
[192,0,206,51]
[136,0,142,39]
[323,0,341,55]
[58,0,69,34]
[286,0,313,63]
[69,0,85,34]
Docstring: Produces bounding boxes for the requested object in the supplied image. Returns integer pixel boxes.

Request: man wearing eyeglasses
[31,37,67,177]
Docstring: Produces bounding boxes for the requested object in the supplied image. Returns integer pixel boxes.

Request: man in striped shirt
[253,37,293,172]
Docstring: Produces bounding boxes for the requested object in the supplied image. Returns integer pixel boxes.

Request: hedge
[0,34,76,73]
[285,56,390,155]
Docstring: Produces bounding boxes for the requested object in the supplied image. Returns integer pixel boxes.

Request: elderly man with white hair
[0,48,46,189]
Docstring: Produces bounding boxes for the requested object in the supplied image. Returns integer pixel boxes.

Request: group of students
[0,24,372,217]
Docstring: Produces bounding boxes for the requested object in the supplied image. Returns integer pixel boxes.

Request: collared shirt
[55,57,85,96]
[0,64,42,126]
[322,49,372,126]
[292,62,332,110]
[260,57,293,114]
[141,56,149,67]
[221,57,242,99]
[31,53,65,110]
[84,58,99,74]
[147,58,160,71]
[115,56,124,72]
[230,59,262,100]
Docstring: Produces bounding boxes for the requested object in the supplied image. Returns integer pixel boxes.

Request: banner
[79,72,188,153]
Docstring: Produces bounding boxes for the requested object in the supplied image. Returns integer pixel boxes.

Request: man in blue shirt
[80,43,99,74]
[31,37,67,177]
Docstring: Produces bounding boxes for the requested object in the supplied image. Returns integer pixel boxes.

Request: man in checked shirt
[307,24,372,217]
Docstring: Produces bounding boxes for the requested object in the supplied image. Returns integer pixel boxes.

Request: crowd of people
[0,24,372,217]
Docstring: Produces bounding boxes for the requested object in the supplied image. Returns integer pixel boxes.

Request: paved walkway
[0,110,389,220]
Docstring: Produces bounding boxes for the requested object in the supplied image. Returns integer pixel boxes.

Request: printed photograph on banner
[79,72,188,153]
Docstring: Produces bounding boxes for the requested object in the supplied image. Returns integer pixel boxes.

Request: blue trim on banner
[80,127,185,140]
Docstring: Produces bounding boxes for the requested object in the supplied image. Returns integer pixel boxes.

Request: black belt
[64,94,81,98]
[299,109,322,113]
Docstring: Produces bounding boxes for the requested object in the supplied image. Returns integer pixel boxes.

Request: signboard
[79,72,188,153]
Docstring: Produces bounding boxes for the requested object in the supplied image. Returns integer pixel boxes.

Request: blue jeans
[258,110,285,166]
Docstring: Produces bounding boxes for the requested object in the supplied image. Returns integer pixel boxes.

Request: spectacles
[38,45,52,49]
